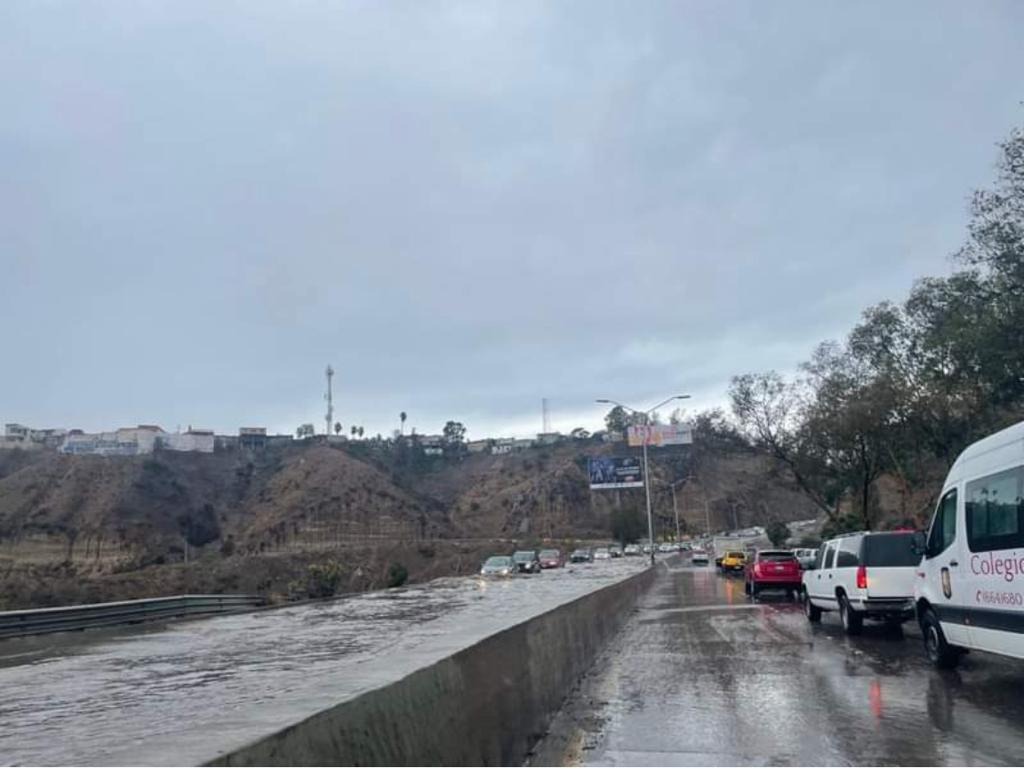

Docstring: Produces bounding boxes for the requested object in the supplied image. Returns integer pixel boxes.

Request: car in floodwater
[480,555,516,577]
[538,548,564,569]
[570,548,593,563]
[512,550,541,573]
[609,545,623,558]
[623,544,641,556]
[594,547,611,560]
[691,548,709,565]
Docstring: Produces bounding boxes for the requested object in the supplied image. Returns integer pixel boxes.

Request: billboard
[627,423,694,447]
[588,456,645,489]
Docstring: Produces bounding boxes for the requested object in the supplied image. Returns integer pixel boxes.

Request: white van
[915,420,1024,669]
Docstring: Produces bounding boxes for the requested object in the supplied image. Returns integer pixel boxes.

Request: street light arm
[647,394,691,416]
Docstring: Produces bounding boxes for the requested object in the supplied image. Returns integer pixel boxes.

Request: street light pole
[596,394,690,566]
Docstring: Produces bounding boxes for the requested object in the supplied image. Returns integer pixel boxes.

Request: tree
[443,420,466,447]
[358,426,365,438]
[400,411,407,436]
[604,406,634,435]
[765,520,791,547]
[610,506,645,544]
[350,425,357,437]
[296,423,315,440]
[333,422,342,436]
[570,427,590,440]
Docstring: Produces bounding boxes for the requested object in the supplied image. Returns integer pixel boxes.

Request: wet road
[0,559,645,766]
[531,557,1024,766]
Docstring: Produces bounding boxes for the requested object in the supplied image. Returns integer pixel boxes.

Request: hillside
[0,436,821,609]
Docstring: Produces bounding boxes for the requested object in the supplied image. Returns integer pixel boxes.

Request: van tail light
[856,565,868,590]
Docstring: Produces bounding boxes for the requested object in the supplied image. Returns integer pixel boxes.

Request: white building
[59,425,214,455]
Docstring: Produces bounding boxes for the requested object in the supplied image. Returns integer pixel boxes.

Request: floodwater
[0,559,646,766]
[530,557,1024,766]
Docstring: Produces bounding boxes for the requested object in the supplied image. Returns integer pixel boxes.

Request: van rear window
[863,534,918,567]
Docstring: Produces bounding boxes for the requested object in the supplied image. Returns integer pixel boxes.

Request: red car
[538,548,564,569]
[745,550,802,598]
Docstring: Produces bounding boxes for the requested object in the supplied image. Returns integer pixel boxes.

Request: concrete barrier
[208,564,657,766]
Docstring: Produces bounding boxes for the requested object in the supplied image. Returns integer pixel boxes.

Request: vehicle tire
[751,582,760,598]
[838,595,863,636]
[803,590,822,622]
[744,580,751,595]
[921,608,961,670]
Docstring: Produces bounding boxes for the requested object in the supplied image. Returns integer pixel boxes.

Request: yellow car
[719,550,747,572]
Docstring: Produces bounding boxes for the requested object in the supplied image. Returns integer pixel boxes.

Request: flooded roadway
[0,559,645,766]
[531,556,1024,766]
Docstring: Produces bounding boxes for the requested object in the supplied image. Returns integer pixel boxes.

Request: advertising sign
[588,456,645,489]
[627,423,694,447]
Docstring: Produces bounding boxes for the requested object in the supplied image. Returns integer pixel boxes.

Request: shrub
[386,562,409,588]
[306,562,344,598]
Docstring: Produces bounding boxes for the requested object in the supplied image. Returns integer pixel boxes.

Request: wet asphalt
[0,559,645,766]
[530,555,1024,766]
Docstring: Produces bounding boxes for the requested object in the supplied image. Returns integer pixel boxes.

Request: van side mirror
[911,530,927,556]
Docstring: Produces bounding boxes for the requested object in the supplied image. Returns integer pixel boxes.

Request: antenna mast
[325,365,334,436]
[542,398,551,434]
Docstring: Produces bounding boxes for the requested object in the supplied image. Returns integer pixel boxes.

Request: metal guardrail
[0,594,264,639]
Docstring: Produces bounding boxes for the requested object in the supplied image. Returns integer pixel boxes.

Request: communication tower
[542,398,551,434]
[325,365,334,436]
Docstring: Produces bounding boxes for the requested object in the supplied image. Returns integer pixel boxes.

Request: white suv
[801,531,919,634]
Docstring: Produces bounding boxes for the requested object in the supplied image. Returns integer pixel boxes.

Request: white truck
[801,530,919,634]
[914,419,1024,669]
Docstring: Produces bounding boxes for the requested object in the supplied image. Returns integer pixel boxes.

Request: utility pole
[597,394,690,566]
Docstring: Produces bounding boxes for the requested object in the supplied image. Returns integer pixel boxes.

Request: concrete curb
[207,564,658,766]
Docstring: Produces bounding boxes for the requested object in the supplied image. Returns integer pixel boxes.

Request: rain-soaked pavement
[531,555,1024,766]
[0,559,645,766]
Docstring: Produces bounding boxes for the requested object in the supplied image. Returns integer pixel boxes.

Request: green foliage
[610,505,645,544]
[296,423,315,439]
[306,562,344,598]
[386,562,409,588]
[765,521,791,547]
[443,421,466,452]
[797,535,821,548]
[731,123,1024,530]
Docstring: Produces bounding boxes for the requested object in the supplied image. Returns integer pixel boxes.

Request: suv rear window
[862,533,918,566]
[758,551,796,562]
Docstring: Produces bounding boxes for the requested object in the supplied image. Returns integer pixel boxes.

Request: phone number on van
[975,589,1024,606]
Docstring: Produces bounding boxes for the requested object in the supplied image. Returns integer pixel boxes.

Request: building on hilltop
[491,438,515,455]
[59,425,214,455]
[2,423,68,449]
[238,427,267,450]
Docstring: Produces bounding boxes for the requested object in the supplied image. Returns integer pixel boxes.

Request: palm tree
[400,411,407,436]
[334,422,342,436]
[358,426,365,438]
[350,425,357,437]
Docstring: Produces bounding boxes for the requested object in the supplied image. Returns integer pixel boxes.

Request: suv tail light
[856,565,868,590]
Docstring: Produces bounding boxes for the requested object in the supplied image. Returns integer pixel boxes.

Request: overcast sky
[3,1,1023,440]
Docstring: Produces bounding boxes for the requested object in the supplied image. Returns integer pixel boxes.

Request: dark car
[570,548,593,563]
[512,550,541,573]
[538,548,564,569]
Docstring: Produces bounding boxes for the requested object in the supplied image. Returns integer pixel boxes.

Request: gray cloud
[2,1,1023,438]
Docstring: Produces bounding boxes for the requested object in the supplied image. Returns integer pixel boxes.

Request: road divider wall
[209,564,657,766]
